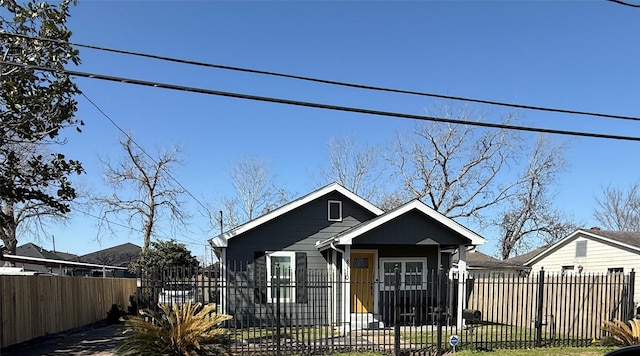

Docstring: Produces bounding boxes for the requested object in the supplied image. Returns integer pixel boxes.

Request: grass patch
[455,346,617,355]
[231,326,338,340]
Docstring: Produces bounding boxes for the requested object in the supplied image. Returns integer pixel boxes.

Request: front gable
[317,200,486,249]
[214,184,382,263]
[353,209,472,246]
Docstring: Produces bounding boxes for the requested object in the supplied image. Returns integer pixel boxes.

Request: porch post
[456,246,467,329]
[219,248,227,315]
[343,245,351,334]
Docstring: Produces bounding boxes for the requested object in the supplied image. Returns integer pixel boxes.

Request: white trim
[1,254,128,270]
[266,251,296,303]
[328,200,343,222]
[318,200,486,250]
[342,245,351,334]
[219,248,227,314]
[378,257,428,291]
[525,229,640,266]
[211,183,383,248]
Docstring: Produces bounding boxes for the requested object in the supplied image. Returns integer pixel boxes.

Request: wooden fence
[0,275,137,348]
[467,271,634,341]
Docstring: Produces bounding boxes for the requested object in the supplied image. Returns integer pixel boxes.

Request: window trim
[328,200,343,222]
[266,251,296,302]
[608,267,624,274]
[379,258,428,291]
[575,240,587,258]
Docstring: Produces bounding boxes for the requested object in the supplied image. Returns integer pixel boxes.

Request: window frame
[608,267,624,274]
[328,200,343,222]
[266,251,296,303]
[561,265,576,276]
[379,258,428,291]
[575,240,587,258]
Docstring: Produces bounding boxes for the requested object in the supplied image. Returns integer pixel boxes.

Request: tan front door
[350,252,374,313]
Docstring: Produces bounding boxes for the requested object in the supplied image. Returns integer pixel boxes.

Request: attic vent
[575,240,587,258]
[328,200,342,222]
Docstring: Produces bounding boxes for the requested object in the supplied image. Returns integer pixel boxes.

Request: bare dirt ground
[1,321,126,356]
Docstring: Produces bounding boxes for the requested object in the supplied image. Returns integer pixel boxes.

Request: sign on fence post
[450,335,459,353]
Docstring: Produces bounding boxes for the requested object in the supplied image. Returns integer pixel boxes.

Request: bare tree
[94,135,188,251]
[214,156,290,231]
[388,105,521,220]
[497,135,577,259]
[320,135,387,202]
[594,182,640,231]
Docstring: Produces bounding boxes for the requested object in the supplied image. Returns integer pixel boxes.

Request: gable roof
[16,243,70,260]
[210,182,384,248]
[504,245,550,266]
[78,242,141,267]
[316,199,486,249]
[525,228,640,266]
[452,250,520,269]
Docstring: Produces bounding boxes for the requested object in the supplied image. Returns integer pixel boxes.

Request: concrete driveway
[1,321,126,356]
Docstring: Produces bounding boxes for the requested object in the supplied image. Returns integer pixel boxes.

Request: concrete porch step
[350,313,385,330]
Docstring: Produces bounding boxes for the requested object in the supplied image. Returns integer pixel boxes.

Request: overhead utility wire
[81,93,210,214]
[3,60,640,142]
[3,32,640,123]
[608,0,640,8]
[72,205,209,247]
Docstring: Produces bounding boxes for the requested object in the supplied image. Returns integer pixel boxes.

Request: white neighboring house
[524,228,640,304]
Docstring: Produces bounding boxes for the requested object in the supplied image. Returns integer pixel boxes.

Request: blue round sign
[450,335,459,347]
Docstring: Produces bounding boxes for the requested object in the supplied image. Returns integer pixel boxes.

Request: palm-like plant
[600,318,640,346]
[116,302,233,355]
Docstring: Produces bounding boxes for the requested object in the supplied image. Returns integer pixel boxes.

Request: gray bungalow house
[209,183,486,330]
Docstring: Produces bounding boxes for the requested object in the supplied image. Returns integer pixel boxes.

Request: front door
[350,252,374,313]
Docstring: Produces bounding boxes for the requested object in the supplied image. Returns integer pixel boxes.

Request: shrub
[116,302,233,355]
[600,318,640,346]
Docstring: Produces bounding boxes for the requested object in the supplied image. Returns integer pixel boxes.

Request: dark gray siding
[353,210,471,247]
[226,191,377,268]
[224,191,377,326]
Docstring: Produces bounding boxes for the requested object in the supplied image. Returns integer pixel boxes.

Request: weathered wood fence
[467,270,635,342]
[1,275,137,348]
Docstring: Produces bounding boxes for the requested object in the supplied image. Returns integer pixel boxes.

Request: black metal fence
[137,265,635,355]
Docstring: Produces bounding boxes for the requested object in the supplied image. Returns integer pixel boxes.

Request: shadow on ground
[1,321,126,356]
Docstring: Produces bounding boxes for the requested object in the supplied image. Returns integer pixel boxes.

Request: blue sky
[28,0,640,261]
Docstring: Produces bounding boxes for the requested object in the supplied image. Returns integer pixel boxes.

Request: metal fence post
[436,267,443,356]
[535,268,545,347]
[629,269,636,320]
[275,263,281,356]
[394,265,400,356]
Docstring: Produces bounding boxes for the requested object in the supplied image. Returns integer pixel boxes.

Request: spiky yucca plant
[116,302,233,355]
[600,318,640,346]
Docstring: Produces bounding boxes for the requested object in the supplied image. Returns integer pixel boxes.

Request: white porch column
[342,245,351,334]
[219,248,227,315]
[456,246,468,329]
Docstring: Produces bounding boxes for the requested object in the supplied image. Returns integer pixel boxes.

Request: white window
[266,251,296,302]
[379,258,427,290]
[328,200,342,221]
[608,267,624,274]
[561,265,575,276]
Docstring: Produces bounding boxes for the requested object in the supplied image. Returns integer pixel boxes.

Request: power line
[73,207,209,248]
[2,32,640,123]
[3,60,640,142]
[608,0,640,8]
[81,93,210,214]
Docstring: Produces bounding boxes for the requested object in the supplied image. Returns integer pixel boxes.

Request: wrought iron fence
[137,264,635,355]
